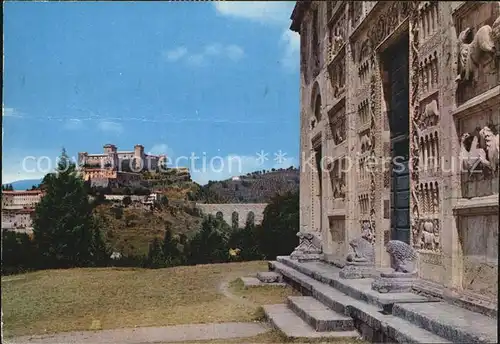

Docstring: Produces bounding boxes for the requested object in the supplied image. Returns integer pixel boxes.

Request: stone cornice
[290,1,312,32]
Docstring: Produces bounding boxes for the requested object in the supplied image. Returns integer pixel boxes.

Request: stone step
[256,271,282,283]
[240,277,285,289]
[270,260,453,343]
[276,256,432,309]
[287,296,354,332]
[262,304,360,340]
[393,302,498,344]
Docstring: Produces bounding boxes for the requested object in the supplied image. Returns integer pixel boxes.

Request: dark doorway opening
[382,35,410,244]
[314,145,323,232]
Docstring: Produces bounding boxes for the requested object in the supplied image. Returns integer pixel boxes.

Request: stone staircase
[259,256,497,344]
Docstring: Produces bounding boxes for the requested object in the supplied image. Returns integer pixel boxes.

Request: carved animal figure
[456,25,496,82]
[460,133,490,176]
[423,100,440,127]
[360,134,372,152]
[492,15,500,55]
[479,126,499,171]
[419,220,439,250]
[310,117,317,130]
[346,235,375,264]
[385,240,418,274]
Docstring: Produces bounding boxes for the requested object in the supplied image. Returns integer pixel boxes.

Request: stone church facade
[291,1,499,302]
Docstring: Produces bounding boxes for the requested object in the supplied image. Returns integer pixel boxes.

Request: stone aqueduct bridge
[195,203,268,227]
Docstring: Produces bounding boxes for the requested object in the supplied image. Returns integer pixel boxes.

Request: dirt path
[217,280,256,308]
[7,322,268,344]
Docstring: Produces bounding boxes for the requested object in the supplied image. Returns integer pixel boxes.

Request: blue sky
[2,1,300,185]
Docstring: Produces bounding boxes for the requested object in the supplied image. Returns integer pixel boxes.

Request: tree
[122,196,132,206]
[258,191,299,259]
[161,195,169,206]
[162,223,184,266]
[186,215,230,265]
[146,237,165,268]
[90,215,111,266]
[228,219,263,262]
[2,230,36,275]
[32,149,99,268]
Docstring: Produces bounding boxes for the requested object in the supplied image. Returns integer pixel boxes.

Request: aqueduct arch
[195,203,268,228]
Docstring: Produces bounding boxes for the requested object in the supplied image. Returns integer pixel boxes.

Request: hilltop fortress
[78,144,168,187]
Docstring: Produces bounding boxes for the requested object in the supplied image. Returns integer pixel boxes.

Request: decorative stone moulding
[372,240,418,293]
[290,231,322,262]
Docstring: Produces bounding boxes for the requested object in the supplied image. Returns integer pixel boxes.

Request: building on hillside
[2,190,44,208]
[80,169,142,188]
[78,144,166,187]
[1,190,44,233]
[291,1,499,302]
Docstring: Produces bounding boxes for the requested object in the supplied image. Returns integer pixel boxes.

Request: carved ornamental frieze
[367,2,411,49]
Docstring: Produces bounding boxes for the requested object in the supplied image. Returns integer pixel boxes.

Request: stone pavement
[7,322,269,344]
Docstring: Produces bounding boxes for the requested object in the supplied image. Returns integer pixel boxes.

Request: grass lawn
[2,261,299,338]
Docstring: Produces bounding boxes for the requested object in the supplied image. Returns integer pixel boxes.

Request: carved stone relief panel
[356,38,373,86]
[412,181,441,252]
[459,110,500,198]
[349,1,363,30]
[367,1,412,49]
[329,216,346,242]
[419,51,439,97]
[327,5,346,65]
[415,95,440,175]
[328,103,346,146]
[359,193,370,217]
[454,2,500,104]
[327,50,346,100]
[328,157,346,200]
[459,213,498,300]
[357,98,370,130]
[418,1,439,44]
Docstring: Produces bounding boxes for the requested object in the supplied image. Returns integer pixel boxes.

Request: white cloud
[226,45,245,61]
[213,2,298,72]
[63,118,84,130]
[163,44,245,66]
[163,46,188,61]
[213,2,294,25]
[280,30,300,71]
[148,143,175,159]
[98,121,123,133]
[2,107,23,118]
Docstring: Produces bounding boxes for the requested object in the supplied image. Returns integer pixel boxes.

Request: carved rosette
[409,1,422,249]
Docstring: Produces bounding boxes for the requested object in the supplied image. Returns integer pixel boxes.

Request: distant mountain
[3,179,43,191]
[195,167,299,203]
